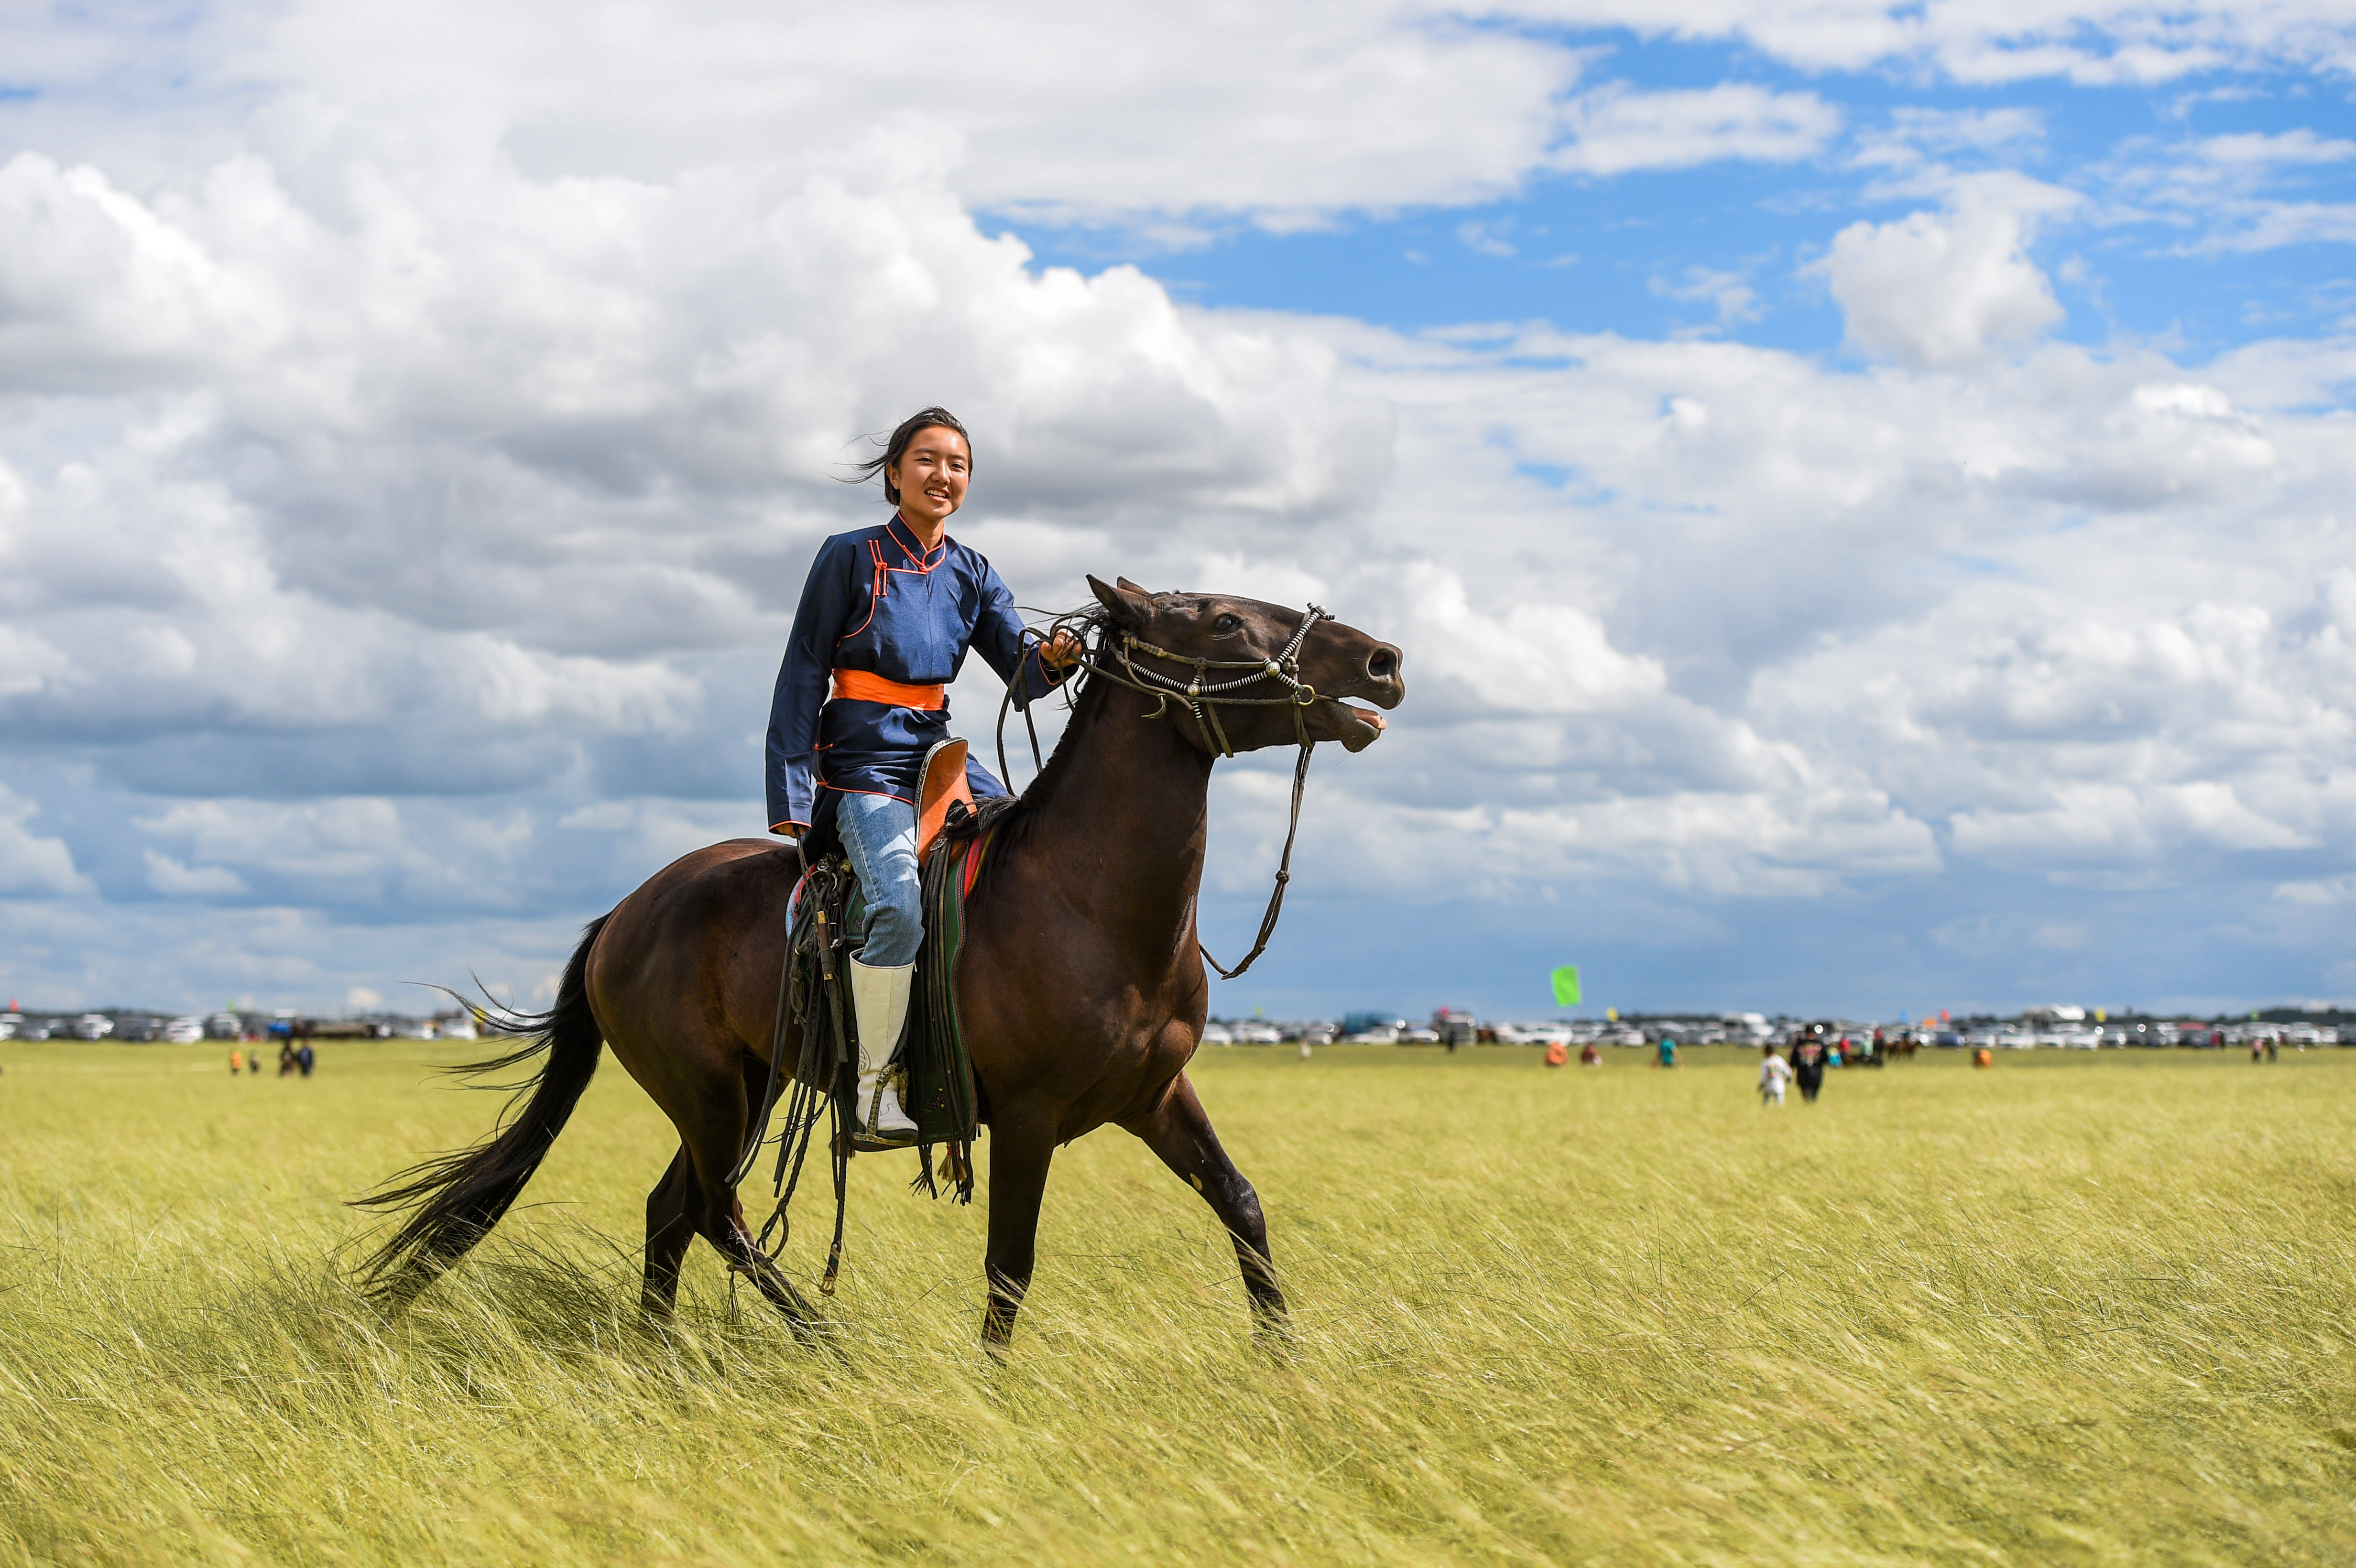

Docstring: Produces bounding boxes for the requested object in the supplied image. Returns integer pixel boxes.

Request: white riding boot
[850,956,919,1147]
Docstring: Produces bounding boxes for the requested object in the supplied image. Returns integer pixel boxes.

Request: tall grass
[2,1040,2351,1565]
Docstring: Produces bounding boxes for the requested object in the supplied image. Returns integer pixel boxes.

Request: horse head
[1085,575,1404,755]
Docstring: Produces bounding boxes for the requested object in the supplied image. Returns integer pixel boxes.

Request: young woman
[765,408,1076,1145]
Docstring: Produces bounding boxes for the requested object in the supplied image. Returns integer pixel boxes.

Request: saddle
[782,740,996,1187]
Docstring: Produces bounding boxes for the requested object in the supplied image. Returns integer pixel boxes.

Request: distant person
[1792,1035,1826,1103]
[1544,1040,1569,1068]
[1656,1035,1678,1069]
[1579,1042,1602,1067]
[1759,1044,1791,1107]
[1826,1041,1843,1068]
[2249,1037,2262,1064]
[2266,1037,2279,1063]
[297,1043,316,1077]
[278,1041,295,1077]
[1973,1047,1993,1068]
[247,1051,260,1075]
[228,1048,243,1074]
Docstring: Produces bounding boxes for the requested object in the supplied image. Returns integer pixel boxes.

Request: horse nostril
[1366,645,1399,684]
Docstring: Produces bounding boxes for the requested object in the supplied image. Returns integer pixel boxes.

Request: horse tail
[353,915,610,1303]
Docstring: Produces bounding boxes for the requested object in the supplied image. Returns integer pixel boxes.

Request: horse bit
[999,603,1332,979]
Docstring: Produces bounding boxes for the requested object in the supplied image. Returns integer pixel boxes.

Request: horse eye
[1212,613,1242,633]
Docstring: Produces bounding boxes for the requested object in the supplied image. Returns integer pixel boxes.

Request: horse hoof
[1251,1305,1296,1351]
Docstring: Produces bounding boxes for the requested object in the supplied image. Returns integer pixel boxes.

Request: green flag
[1550,965,1582,1006]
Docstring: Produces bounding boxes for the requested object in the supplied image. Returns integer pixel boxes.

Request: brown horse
[359,576,1404,1350]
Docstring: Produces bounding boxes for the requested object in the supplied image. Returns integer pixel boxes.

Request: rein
[998,603,1330,980]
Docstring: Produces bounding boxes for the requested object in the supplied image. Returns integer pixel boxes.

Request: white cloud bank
[0,1,2351,1013]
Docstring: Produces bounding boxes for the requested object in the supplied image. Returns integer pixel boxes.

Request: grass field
[2,1038,2352,1567]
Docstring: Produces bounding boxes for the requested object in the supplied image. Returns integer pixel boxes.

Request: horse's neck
[1021,682,1214,960]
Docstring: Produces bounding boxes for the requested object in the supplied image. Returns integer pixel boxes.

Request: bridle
[998,602,1331,979]
[1102,603,1331,758]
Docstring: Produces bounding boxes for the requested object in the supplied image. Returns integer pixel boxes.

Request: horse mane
[979,605,1120,866]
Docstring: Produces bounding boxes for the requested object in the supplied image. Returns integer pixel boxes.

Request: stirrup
[850,1073,918,1152]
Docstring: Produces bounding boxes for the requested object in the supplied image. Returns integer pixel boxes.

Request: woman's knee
[839,795,924,965]
[861,872,924,965]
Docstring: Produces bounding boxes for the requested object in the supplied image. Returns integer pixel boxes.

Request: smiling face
[886,425,970,539]
[1087,575,1404,755]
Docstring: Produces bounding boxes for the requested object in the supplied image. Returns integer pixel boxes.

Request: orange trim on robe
[830,668,947,709]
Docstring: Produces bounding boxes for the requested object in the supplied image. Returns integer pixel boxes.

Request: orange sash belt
[830,668,946,710]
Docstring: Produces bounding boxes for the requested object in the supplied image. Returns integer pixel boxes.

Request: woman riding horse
[767,407,1079,1147]
[358,444,1405,1350]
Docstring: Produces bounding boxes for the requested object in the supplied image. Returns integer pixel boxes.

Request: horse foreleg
[642,1144,701,1319]
[981,1116,1056,1356]
[1121,1071,1289,1334]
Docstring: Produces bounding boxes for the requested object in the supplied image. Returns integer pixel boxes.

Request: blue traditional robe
[765,515,1062,835]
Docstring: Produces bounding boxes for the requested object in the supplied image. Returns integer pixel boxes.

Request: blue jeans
[834,791,923,968]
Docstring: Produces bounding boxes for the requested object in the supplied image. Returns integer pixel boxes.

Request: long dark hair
[850,407,972,504]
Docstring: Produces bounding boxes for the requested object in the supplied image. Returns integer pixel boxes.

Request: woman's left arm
[765,537,855,834]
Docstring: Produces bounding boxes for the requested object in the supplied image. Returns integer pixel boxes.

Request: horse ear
[1088,574,1150,627]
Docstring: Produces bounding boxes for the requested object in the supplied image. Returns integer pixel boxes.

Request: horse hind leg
[1121,1072,1289,1336]
[696,1171,823,1334]
[675,1082,824,1337]
[642,1145,701,1320]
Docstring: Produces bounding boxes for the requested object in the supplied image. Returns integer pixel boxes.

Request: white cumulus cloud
[0,785,90,896]
[1817,175,2079,367]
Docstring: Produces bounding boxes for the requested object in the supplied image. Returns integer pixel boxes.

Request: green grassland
[2,1038,2351,1566]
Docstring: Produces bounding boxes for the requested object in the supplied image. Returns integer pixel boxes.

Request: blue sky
[0,2,2354,1022]
[1008,39,2354,359]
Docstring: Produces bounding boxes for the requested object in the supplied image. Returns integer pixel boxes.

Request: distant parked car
[1199,1023,1233,1045]
[0,1017,16,1041]
[73,1013,116,1040]
[164,1017,206,1044]
[1236,1023,1282,1045]
[205,1012,244,1039]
